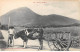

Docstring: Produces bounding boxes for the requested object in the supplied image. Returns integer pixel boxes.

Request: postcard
[0,0,80,51]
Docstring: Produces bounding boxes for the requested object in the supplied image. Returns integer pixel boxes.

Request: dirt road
[1,30,80,51]
[1,30,50,51]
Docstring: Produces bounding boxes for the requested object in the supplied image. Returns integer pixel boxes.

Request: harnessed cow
[14,28,44,50]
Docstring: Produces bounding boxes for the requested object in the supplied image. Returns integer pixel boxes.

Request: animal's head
[14,30,26,39]
[14,31,20,39]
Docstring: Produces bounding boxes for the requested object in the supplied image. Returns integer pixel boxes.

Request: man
[8,26,15,47]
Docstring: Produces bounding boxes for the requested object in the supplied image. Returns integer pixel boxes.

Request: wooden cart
[47,32,72,51]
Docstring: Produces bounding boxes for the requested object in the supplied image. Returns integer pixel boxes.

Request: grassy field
[13,26,80,48]
[2,26,80,48]
[43,26,80,48]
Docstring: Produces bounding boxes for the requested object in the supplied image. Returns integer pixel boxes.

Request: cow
[14,28,44,50]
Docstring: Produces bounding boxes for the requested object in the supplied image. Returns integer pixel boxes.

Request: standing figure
[8,26,15,47]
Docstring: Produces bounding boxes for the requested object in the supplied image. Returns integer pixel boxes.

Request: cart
[47,32,72,51]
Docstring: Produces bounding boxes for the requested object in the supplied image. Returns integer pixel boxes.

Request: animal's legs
[26,40,28,48]
[23,39,28,48]
[38,39,43,50]
[23,42,26,48]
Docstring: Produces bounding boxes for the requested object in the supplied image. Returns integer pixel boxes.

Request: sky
[0,0,80,20]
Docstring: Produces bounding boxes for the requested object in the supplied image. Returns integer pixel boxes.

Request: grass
[43,26,80,48]
[2,26,80,48]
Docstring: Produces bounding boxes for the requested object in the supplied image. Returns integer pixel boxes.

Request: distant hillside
[0,7,80,28]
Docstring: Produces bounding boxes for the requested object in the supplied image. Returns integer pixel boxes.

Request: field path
[1,30,50,51]
[1,30,80,51]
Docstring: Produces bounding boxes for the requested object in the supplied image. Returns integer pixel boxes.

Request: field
[1,26,80,51]
[14,26,80,48]
[43,26,80,48]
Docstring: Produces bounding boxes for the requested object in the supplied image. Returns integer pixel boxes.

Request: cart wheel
[48,40,72,51]
[48,41,55,51]
[55,39,72,51]
[48,41,60,51]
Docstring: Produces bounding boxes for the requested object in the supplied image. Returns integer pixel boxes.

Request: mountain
[0,7,80,27]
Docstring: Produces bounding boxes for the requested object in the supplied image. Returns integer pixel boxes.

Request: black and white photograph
[0,0,80,51]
